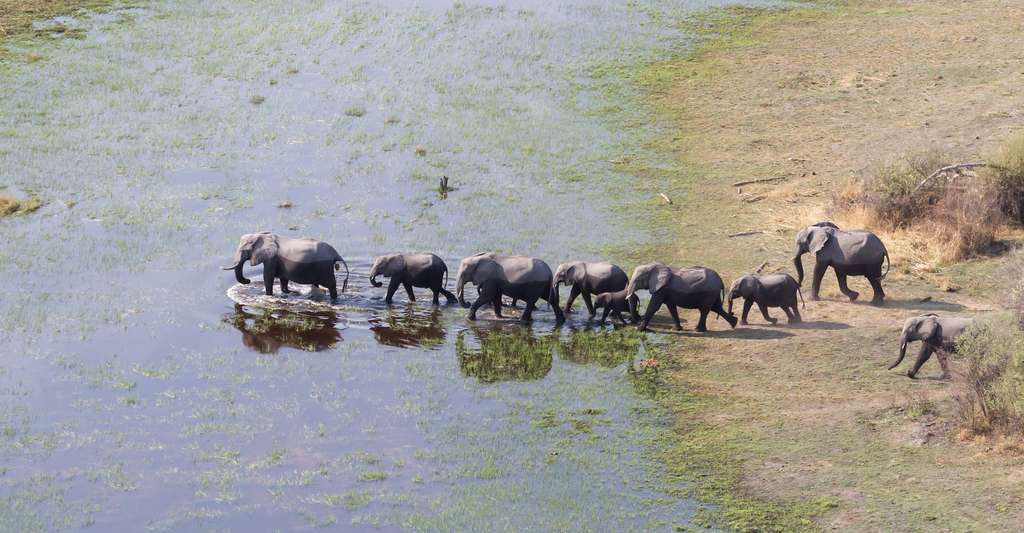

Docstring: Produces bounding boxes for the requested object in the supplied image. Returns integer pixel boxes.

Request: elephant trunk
[890,334,909,370]
[232,260,250,285]
[727,290,736,315]
[793,245,806,286]
[625,276,641,299]
[456,270,470,308]
[628,294,641,322]
[368,262,384,288]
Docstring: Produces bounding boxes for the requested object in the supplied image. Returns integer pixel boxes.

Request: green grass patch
[0,195,42,218]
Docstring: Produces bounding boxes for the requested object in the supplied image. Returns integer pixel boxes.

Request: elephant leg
[811,262,828,300]
[781,305,795,323]
[907,344,935,379]
[263,267,275,296]
[469,284,497,321]
[326,279,338,300]
[757,301,777,324]
[521,298,538,322]
[431,289,440,305]
[582,291,596,318]
[599,305,612,324]
[564,284,581,314]
[712,299,738,328]
[493,291,505,318]
[279,277,291,294]
[544,285,565,324]
[666,304,682,331]
[868,277,885,305]
[696,308,711,332]
[936,350,953,379]
[614,310,628,324]
[639,293,665,332]
[835,271,859,301]
[385,277,401,304]
[740,299,753,325]
[403,282,416,302]
[789,305,802,323]
[439,287,458,304]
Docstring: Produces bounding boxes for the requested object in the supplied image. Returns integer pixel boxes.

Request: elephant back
[279,237,341,263]
[833,230,887,263]
[674,267,725,294]
[494,255,553,284]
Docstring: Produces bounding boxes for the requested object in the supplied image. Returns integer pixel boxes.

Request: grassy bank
[638,1,1024,530]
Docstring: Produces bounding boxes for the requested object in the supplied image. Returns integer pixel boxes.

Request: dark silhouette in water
[224,304,342,353]
[370,306,447,348]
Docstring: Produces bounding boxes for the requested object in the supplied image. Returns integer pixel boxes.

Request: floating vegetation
[0,195,42,218]
[249,94,265,105]
[344,106,366,117]
[456,328,555,383]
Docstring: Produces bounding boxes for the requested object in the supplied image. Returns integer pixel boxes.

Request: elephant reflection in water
[224,304,342,353]
[370,306,446,349]
[455,326,554,383]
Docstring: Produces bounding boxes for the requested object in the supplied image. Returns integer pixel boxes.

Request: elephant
[889,314,974,379]
[368,253,457,305]
[793,222,890,304]
[222,232,349,299]
[727,273,804,325]
[455,252,565,323]
[552,261,629,317]
[593,289,641,325]
[626,263,738,332]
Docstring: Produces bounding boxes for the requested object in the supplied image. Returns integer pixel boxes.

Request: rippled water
[0,0,771,530]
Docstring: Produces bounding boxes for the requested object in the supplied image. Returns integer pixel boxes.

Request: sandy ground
[655,1,1024,530]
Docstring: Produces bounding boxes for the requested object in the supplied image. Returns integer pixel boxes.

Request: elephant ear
[569,263,586,284]
[251,234,279,266]
[808,228,831,255]
[473,259,502,285]
[650,266,673,293]
[916,317,940,342]
[385,255,406,276]
[740,276,759,297]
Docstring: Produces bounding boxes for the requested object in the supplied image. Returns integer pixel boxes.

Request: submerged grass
[0,195,42,217]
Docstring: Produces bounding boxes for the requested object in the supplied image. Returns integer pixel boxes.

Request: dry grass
[834,150,1002,263]
[0,195,42,217]
[954,315,1024,438]
[0,0,112,44]
[983,132,1024,224]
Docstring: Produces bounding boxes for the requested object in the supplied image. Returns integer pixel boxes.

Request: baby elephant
[890,314,974,379]
[369,253,457,305]
[593,289,641,324]
[727,273,803,325]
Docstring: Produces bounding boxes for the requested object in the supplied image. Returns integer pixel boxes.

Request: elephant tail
[798,286,806,310]
[335,256,350,293]
[881,248,891,279]
[443,264,449,289]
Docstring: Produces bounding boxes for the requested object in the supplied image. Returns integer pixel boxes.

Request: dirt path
[649,1,1024,530]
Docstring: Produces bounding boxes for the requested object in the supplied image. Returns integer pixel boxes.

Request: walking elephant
[593,289,640,325]
[368,253,457,305]
[626,263,738,332]
[455,253,564,323]
[552,261,629,317]
[222,232,349,299]
[889,314,974,379]
[727,273,804,325]
[793,222,890,304]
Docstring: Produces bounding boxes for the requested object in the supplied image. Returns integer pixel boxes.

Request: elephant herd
[223,222,971,379]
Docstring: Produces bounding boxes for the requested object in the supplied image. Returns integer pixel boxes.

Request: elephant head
[626,263,675,298]
[454,253,501,308]
[726,275,759,315]
[889,314,940,370]
[553,261,587,287]
[368,254,405,288]
[221,232,278,285]
[792,222,839,285]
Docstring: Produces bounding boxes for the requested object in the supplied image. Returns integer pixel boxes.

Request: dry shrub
[834,151,1000,262]
[954,315,1024,438]
[981,132,1024,224]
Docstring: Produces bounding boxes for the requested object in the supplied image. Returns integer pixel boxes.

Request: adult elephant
[222,232,349,299]
[793,222,890,304]
[368,252,456,305]
[626,263,737,332]
[552,261,629,317]
[889,314,974,379]
[455,252,565,323]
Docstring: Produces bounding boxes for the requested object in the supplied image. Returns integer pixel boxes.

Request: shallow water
[0,0,771,530]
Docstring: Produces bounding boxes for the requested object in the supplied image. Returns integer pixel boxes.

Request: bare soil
[655,1,1024,530]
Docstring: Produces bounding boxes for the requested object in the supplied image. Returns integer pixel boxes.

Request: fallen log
[729,230,764,238]
[912,162,989,193]
[732,176,786,187]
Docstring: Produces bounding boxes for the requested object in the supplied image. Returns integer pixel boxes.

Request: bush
[954,315,1024,437]
[981,133,1024,224]
[834,150,1000,261]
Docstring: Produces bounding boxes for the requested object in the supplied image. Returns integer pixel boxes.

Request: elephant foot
[739,320,749,326]
[810,295,821,301]
[726,315,738,328]
[767,318,778,325]
[870,298,885,306]
[467,314,477,321]
[847,291,860,302]
[673,325,683,332]
[906,371,918,379]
